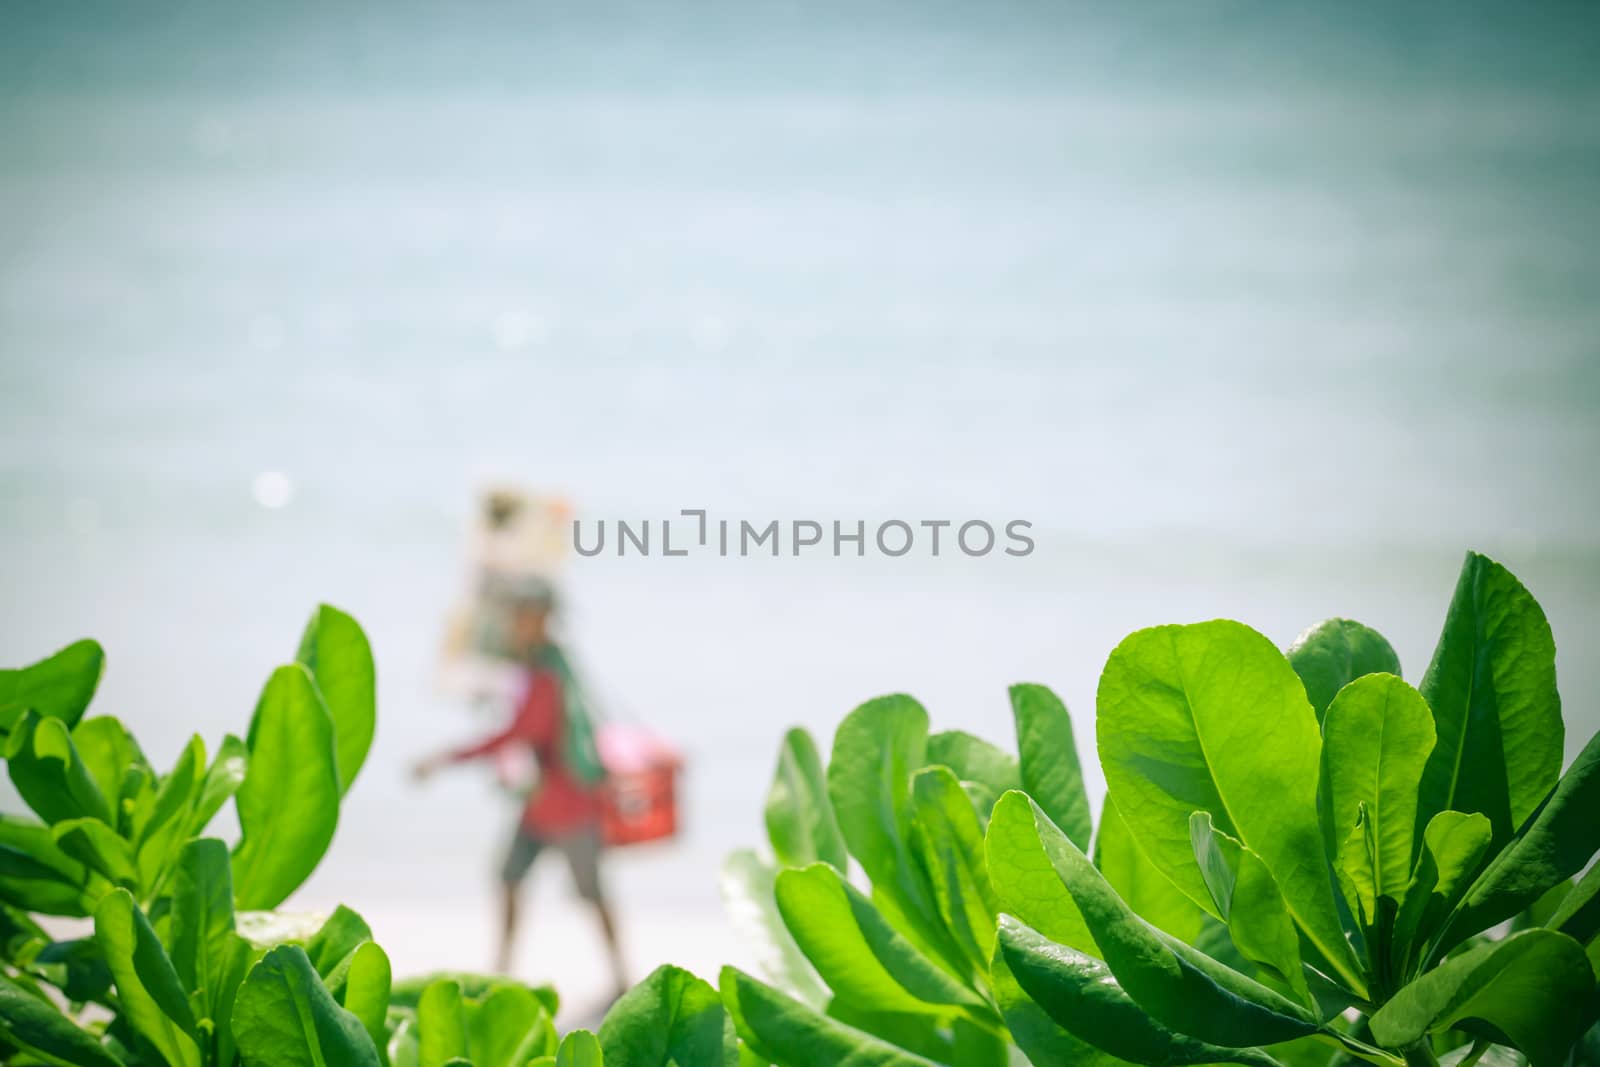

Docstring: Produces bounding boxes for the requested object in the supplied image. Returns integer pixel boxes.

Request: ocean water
[3,1,1599,1001]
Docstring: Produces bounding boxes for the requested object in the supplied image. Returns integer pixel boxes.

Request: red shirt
[449,669,603,835]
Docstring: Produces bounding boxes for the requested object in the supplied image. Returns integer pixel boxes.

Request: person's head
[506,577,558,657]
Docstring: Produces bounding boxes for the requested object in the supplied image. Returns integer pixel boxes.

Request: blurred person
[413,578,625,995]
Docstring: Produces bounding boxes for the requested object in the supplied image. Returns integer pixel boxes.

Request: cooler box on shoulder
[597,724,682,847]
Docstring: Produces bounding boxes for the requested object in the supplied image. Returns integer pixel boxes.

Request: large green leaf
[1096,797,1204,942]
[766,728,847,871]
[1390,811,1491,977]
[0,971,125,1067]
[0,640,104,733]
[52,818,137,890]
[418,978,468,1067]
[1370,928,1594,1067]
[826,695,961,974]
[167,839,236,1021]
[1010,683,1092,851]
[987,792,1316,1048]
[94,888,202,1067]
[69,717,148,821]
[189,734,248,837]
[1548,860,1600,949]
[1321,674,1435,919]
[556,1029,604,1067]
[997,916,1285,1067]
[909,765,998,976]
[1416,553,1562,847]
[306,904,374,995]
[1189,812,1311,1006]
[296,604,377,795]
[135,735,206,891]
[232,664,341,910]
[985,789,1097,956]
[988,935,1125,1067]
[1286,619,1401,724]
[719,849,828,1008]
[773,863,986,1018]
[925,729,1021,803]
[598,964,737,1067]
[468,983,557,1065]
[720,965,940,1067]
[7,711,113,827]
[1097,621,1362,992]
[232,944,382,1067]
[0,815,88,915]
[1437,729,1600,955]
[343,941,392,1065]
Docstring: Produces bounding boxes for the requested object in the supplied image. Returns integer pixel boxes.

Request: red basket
[597,724,682,847]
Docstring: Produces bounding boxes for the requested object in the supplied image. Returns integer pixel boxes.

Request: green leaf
[297,604,377,795]
[598,964,737,1067]
[1097,620,1363,993]
[985,788,1098,956]
[1548,860,1600,949]
[773,863,986,1018]
[556,1029,603,1067]
[988,792,1316,1047]
[135,734,206,891]
[0,971,125,1067]
[467,983,556,1065]
[94,887,202,1067]
[52,818,137,889]
[31,936,114,1004]
[1370,928,1594,1067]
[1321,674,1435,918]
[826,695,962,975]
[189,734,248,837]
[988,934,1124,1067]
[1390,811,1491,977]
[719,965,939,1067]
[418,978,468,1067]
[997,916,1285,1067]
[1439,728,1600,953]
[1010,683,1092,851]
[765,728,847,871]
[0,640,104,733]
[719,849,828,1008]
[908,765,999,977]
[343,941,392,1065]
[0,815,88,916]
[924,729,1021,800]
[232,944,382,1067]
[69,717,148,822]
[167,839,236,1020]
[1188,812,1311,1006]
[306,904,374,995]
[232,664,341,910]
[1286,619,1402,724]
[7,711,113,827]
[1416,552,1562,847]
[1096,796,1204,942]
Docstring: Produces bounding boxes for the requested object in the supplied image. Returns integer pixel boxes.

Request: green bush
[722,551,1599,1066]
[3,550,1596,1066]
[0,605,600,1066]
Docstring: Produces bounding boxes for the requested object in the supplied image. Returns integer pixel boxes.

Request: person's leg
[567,829,626,995]
[498,829,542,974]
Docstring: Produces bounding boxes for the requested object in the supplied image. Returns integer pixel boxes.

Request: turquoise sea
[3,1,1598,1004]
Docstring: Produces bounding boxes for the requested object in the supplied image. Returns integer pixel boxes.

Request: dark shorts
[500,823,604,902]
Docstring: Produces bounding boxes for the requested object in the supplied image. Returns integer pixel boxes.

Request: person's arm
[413,673,556,780]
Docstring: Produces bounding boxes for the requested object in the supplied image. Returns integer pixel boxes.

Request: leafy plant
[0,608,787,1067]
[722,551,1600,1066]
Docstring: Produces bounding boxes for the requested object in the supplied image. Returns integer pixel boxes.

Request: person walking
[414,578,626,996]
